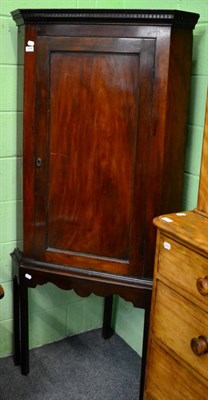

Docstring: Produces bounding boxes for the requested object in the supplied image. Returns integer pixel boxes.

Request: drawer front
[153,282,208,380]
[145,341,208,400]
[158,235,208,307]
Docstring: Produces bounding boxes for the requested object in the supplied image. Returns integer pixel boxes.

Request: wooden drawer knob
[0,284,4,299]
[190,335,208,356]
[196,276,208,295]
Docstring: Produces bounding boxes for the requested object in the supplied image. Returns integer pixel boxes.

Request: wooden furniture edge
[11,8,199,28]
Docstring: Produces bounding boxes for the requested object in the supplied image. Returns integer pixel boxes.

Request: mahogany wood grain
[197,93,208,216]
[143,28,193,277]
[11,248,152,308]
[22,25,37,256]
[11,10,200,278]
[11,10,199,395]
[48,50,137,258]
[20,20,197,279]
[33,35,156,277]
[11,9,199,28]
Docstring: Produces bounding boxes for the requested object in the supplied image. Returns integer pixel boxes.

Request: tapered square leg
[102,295,114,339]
[139,303,151,400]
[13,276,20,365]
[19,275,29,375]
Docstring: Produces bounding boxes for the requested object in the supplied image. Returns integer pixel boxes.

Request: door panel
[34,36,155,276]
[48,52,137,260]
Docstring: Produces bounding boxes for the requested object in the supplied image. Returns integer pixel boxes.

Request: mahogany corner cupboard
[11,9,199,399]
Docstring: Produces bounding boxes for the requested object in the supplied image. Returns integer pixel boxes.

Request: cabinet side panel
[161,28,193,212]
[141,28,171,278]
[143,28,193,278]
[23,25,37,255]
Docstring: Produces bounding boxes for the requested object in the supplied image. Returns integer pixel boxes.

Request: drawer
[158,235,208,307]
[153,282,208,381]
[144,341,208,400]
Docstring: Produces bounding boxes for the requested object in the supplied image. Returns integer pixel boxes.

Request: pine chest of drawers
[144,211,208,400]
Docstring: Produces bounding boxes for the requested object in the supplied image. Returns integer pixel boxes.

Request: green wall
[0,0,207,357]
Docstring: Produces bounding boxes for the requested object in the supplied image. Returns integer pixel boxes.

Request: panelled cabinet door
[33,36,155,277]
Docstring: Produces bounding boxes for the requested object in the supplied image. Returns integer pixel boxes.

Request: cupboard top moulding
[11,9,199,297]
[11,9,198,27]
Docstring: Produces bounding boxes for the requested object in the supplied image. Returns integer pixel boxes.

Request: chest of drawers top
[154,210,208,258]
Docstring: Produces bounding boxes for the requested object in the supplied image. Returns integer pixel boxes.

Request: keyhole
[35,157,42,167]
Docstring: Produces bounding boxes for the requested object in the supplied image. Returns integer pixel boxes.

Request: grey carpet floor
[0,329,141,400]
